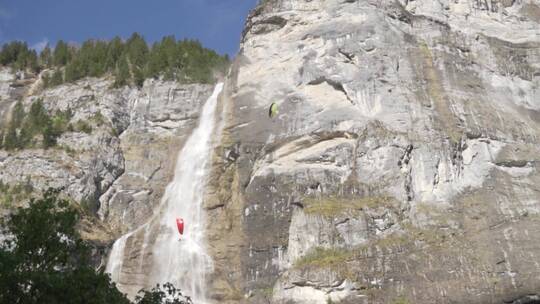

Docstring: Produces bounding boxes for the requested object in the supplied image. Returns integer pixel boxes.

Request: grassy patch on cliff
[258,286,274,299]
[0,100,111,151]
[302,195,395,217]
[293,225,450,271]
[0,180,34,206]
[392,296,412,304]
[295,247,354,269]
[294,236,408,270]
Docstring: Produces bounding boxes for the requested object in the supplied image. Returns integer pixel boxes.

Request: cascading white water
[106,83,224,303]
[148,82,223,302]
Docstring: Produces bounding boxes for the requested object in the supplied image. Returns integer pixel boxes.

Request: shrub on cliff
[0,100,77,150]
[0,189,193,304]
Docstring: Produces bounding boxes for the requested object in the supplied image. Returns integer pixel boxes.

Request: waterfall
[106,83,224,303]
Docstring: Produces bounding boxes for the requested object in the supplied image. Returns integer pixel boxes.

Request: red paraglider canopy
[176,218,184,235]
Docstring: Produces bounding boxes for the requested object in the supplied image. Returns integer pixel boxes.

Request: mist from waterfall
[106,83,224,303]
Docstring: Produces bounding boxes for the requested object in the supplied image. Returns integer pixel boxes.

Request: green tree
[89,40,109,77]
[42,122,57,148]
[17,119,34,149]
[133,66,145,88]
[0,189,131,304]
[75,39,108,79]
[10,101,33,149]
[3,125,18,150]
[11,101,25,129]
[0,41,42,72]
[39,45,52,68]
[42,69,64,88]
[114,56,130,87]
[50,69,64,86]
[53,40,70,66]
[3,35,230,86]
[0,41,27,67]
[27,50,39,73]
[146,42,166,79]
[105,36,124,70]
[17,100,56,148]
[27,100,50,133]
[0,189,193,304]
[126,33,148,68]
[51,109,73,135]
[135,283,192,304]
[65,59,83,82]
[0,42,16,65]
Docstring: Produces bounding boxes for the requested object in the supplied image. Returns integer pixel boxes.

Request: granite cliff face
[204,0,540,303]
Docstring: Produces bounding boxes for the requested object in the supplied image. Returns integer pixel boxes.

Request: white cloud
[31,38,49,53]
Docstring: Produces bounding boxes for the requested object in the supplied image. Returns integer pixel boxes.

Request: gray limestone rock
[205,0,540,303]
[0,73,213,249]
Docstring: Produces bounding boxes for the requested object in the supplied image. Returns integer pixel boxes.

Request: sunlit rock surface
[205,0,540,303]
[0,73,213,250]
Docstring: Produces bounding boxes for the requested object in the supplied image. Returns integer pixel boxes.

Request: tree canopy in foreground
[0,189,193,304]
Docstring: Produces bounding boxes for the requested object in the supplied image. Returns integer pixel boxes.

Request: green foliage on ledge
[294,247,354,269]
[293,225,452,273]
[302,195,395,217]
[0,100,104,151]
[0,179,34,207]
[0,100,71,150]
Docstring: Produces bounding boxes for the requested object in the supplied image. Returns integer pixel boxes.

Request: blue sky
[0,0,259,56]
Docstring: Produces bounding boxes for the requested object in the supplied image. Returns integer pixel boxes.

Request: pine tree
[64,59,82,82]
[90,40,108,77]
[114,56,130,87]
[11,101,25,129]
[50,69,64,86]
[126,33,148,69]
[105,36,124,70]
[42,121,56,148]
[53,40,70,66]
[27,50,39,73]
[3,125,17,150]
[133,66,145,88]
[39,45,52,68]
[17,122,32,149]
[13,43,31,71]
[0,41,28,67]
[2,35,230,87]
[146,42,165,79]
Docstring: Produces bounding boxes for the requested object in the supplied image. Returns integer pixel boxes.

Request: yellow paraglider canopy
[268,103,279,118]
